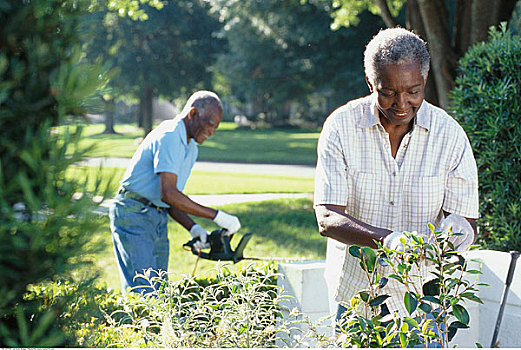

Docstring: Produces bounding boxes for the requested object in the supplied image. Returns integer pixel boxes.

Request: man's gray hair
[181,90,223,117]
[364,27,430,86]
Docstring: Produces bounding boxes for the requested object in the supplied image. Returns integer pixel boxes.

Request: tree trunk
[103,98,116,134]
[471,0,518,44]
[375,0,398,27]
[137,97,144,128]
[453,0,473,56]
[406,0,439,106]
[142,84,154,136]
[416,0,458,108]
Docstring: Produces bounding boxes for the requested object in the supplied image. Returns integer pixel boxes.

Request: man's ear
[188,107,198,119]
[365,76,374,93]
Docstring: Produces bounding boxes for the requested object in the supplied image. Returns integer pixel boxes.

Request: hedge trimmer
[183,229,307,275]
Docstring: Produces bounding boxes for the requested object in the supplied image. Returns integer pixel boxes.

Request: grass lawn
[62,122,320,165]
[88,198,324,291]
[67,166,314,195]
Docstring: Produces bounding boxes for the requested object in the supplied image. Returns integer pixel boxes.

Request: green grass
[89,198,324,291]
[62,122,320,165]
[66,166,314,195]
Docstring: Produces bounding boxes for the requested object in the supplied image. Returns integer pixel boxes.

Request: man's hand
[189,224,210,250]
[213,210,241,235]
[439,213,474,251]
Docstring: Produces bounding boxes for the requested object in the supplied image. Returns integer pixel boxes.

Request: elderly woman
[313,27,479,336]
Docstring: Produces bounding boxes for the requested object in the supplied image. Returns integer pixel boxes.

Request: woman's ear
[365,76,374,93]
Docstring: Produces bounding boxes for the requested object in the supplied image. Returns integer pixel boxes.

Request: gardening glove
[439,213,474,251]
[383,231,432,252]
[213,210,241,235]
[189,224,210,250]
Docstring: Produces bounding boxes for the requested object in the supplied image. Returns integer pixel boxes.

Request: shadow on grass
[227,198,324,259]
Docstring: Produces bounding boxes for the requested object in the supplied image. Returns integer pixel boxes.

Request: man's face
[369,62,426,128]
[189,104,222,144]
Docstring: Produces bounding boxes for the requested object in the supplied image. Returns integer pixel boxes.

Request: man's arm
[159,172,217,220]
[168,206,196,231]
[315,204,392,249]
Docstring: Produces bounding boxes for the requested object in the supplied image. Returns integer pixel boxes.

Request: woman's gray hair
[364,27,430,86]
[181,90,223,117]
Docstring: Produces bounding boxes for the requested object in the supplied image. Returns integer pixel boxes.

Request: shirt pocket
[403,175,444,228]
[346,167,387,223]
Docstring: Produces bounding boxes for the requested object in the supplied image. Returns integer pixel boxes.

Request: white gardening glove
[383,231,432,252]
[189,224,210,250]
[213,210,241,235]
[383,231,408,252]
[439,213,474,251]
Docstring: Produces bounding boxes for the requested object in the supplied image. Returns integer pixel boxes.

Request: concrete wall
[277,250,521,348]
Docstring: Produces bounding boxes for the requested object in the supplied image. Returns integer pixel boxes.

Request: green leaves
[404,292,418,315]
[452,304,470,325]
[451,24,521,253]
[338,225,486,348]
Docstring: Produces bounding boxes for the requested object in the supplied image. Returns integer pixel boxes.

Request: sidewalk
[95,192,313,215]
[77,157,316,178]
[82,157,316,215]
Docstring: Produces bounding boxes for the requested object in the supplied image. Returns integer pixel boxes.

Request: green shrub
[449,23,521,252]
[29,264,326,348]
[0,0,110,346]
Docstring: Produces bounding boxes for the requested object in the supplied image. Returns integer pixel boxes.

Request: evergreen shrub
[449,23,521,252]
[0,0,110,346]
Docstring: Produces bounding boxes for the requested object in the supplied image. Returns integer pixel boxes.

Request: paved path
[77,157,316,178]
[82,157,316,214]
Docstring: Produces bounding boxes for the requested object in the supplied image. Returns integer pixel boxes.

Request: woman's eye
[379,91,394,97]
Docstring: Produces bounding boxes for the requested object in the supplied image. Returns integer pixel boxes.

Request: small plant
[336,224,486,348]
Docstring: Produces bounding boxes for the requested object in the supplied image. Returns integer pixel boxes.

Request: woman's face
[369,62,427,128]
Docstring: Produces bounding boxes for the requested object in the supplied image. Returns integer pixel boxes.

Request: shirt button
[392,172,396,176]
[390,201,395,206]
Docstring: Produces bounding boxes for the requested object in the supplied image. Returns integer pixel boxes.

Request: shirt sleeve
[314,116,348,206]
[153,130,185,177]
[443,129,479,218]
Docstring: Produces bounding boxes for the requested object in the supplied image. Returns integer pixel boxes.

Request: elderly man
[313,28,479,333]
[110,90,241,293]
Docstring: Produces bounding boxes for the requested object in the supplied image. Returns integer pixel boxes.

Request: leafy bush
[29,264,327,348]
[0,0,110,346]
[449,23,521,252]
[336,226,485,348]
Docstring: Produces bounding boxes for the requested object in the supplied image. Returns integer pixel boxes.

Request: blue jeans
[109,195,169,294]
[336,304,444,347]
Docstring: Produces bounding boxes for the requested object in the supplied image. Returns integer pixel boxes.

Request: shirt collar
[359,93,430,132]
[176,116,189,146]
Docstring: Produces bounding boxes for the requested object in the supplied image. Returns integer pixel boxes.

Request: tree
[322,0,518,107]
[210,0,385,124]
[84,1,225,136]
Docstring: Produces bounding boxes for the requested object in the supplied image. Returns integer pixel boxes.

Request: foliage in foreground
[0,0,111,346]
[28,264,328,347]
[450,23,521,252]
[337,225,485,348]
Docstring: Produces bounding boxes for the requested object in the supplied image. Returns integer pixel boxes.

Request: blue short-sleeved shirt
[120,117,198,207]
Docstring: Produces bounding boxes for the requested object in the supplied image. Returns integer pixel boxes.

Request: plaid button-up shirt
[314,94,479,316]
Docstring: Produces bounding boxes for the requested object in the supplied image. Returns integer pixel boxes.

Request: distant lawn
[87,198,324,291]
[61,122,320,165]
[67,166,314,195]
